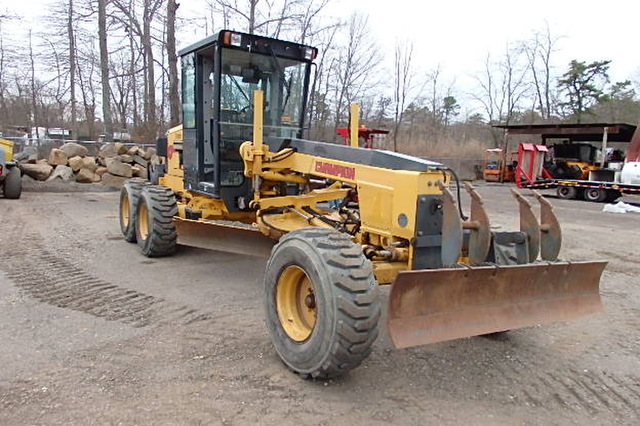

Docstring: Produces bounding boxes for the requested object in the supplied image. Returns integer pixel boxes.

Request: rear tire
[264,228,380,379]
[556,186,576,199]
[135,185,178,257]
[583,187,606,202]
[3,167,21,199]
[119,178,149,242]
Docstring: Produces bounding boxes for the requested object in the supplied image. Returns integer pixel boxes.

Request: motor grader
[0,138,22,199]
[118,30,606,379]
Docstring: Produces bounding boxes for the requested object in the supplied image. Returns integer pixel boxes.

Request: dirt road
[1,184,639,425]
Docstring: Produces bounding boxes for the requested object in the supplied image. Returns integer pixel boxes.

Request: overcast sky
[3,0,639,113]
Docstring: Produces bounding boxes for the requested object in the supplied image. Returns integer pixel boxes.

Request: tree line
[0,1,638,158]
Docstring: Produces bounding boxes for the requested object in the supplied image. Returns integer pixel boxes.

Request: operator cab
[178,30,317,210]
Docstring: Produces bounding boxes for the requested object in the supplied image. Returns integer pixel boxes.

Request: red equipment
[336,126,389,149]
[515,143,553,187]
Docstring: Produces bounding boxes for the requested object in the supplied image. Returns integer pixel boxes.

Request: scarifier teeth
[438,180,463,267]
[532,190,562,261]
[462,182,491,265]
[511,188,540,262]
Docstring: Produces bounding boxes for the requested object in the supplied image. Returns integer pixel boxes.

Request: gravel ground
[0,182,639,425]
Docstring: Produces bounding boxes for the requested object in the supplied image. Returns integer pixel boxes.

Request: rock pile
[18,142,156,188]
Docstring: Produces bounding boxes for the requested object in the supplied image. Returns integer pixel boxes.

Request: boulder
[60,142,88,158]
[101,173,128,188]
[132,164,148,180]
[105,157,118,168]
[48,148,68,166]
[107,160,133,178]
[20,163,53,181]
[14,146,39,163]
[143,147,156,160]
[115,142,128,155]
[96,166,108,177]
[133,155,148,167]
[76,167,97,183]
[68,156,84,172]
[21,174,36,184]
[82,156,98,172]
[99,143,118,158]
[47,165,75,181]
[118,154,134,164]
[127,146,140,156]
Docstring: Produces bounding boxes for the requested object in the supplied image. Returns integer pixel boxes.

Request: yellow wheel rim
[276,265,317,342]
[120,194,130,228]
[138,201,149,241]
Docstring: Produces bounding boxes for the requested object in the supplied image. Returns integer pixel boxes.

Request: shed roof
[493,123,637,143]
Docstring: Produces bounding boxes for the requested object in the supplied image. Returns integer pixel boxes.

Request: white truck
[621,161,640,185]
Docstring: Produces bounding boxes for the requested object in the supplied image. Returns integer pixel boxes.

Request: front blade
[387,261,606,349]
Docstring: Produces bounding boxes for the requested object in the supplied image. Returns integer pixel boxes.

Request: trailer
[493,122,640,202]
[515,142,640,202]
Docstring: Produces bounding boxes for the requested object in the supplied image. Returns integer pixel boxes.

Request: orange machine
[483,148,516,182]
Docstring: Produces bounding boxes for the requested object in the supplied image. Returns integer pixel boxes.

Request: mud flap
[387,261,607,349]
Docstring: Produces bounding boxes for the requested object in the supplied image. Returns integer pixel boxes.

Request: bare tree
[110,0,165,139]
[524,23,560,120]
[209,0,295,36]
[392,41,421,152]
[98,0,113,140]
[76,34,99,140]
[167,0,180,127]
[330,13,382,136]
[473,44,530,145]
[28,30,40,138]
[306,21,339,139]
[296,0,330,44]
[0,18,12,127]
[67,0,78,136]
[110,49,134,129]
[423,66,458,137]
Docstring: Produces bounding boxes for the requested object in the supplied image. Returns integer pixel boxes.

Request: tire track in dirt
[404,334,639,419]
[0,222,213,329]
[480,339,640,418]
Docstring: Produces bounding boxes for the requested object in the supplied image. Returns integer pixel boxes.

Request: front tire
[119,178,149,242]
[135,185,178,257]
[264,228,380,379]
[3,167,22,199]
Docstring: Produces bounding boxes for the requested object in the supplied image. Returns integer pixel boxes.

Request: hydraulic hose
[434,166,468,221]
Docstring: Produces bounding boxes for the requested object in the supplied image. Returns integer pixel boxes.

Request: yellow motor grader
[118,31,606,379]
[0,138,22,199]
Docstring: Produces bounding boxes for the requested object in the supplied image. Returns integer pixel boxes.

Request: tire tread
[136,185,177,257]
[272,228,380,379]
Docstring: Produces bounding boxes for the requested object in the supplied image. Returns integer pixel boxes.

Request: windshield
[215,47,308,187]
[219,47,307,139]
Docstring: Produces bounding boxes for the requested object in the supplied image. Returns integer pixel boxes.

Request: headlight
[230,32,242,46]
[304,47,314,60]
